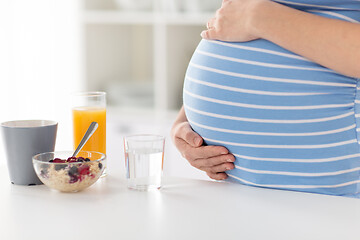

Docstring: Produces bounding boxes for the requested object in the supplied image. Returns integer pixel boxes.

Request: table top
[1,167,360,240]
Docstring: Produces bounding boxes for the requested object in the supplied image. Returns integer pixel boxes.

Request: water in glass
[125,148,164,190]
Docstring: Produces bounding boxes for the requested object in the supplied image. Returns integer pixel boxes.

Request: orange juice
[72,107,106,154]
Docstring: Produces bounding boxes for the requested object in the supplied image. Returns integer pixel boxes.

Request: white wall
[0,0,81,166]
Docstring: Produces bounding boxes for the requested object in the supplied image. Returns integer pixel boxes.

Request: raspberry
[78,165,90,176]
[53,158,65,163]
[66,157,77,162]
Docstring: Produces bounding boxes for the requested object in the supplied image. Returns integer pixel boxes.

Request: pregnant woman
[171,0,360,197]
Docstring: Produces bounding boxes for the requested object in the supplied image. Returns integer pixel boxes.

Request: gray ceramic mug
[1,120,58,185]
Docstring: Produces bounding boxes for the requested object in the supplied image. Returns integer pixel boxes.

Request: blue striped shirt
[183,0,360,197]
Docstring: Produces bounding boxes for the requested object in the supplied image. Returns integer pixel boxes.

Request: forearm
[173,106,188,125]
[251,1,360,78]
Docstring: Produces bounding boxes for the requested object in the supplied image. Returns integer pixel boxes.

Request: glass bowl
[33,151,106,192]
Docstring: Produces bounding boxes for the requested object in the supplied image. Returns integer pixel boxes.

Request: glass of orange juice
[72,92,107,176]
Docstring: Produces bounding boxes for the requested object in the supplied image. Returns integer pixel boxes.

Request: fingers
[222,0,231,8]
[208,162,235,173]
[201,29,217,40]
[191,154,235,169]
[203,17,217,39]
[181,143,229,161]
[172,121,229,160]
[205,162,235,181]
[174,122,203,147]
[207,17,216,29]
[207,172,228,181]
[171,118,235,182]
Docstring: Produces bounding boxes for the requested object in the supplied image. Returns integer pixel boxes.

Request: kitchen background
[0,0,222,180]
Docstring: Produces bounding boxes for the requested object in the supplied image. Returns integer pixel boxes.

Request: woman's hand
[171,107,235,180]
[201,0,360,78]
[201,0,268,42]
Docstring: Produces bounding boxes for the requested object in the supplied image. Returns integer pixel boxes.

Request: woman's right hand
[171,107,235,180]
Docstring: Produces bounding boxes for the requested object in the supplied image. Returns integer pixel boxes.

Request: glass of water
[124,134,165,191]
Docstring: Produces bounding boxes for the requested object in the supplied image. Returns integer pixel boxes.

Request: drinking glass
[124,134,165,191]
[72,92,106,175]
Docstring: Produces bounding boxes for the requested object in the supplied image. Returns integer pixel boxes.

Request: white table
[0,167,360,240]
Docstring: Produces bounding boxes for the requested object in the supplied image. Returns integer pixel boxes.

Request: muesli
[38,157,104,192]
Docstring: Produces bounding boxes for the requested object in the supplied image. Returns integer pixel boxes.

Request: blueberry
[85,158,90,162]
[98,162,103,170]
[69,175,78,184]
[68,166,78,176]
[55,164,67,171]
[49,160,54,163]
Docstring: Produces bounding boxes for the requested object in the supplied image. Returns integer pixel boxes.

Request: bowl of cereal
[33,151,106,192]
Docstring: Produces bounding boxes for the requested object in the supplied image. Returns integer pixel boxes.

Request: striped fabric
[183,0,360,197]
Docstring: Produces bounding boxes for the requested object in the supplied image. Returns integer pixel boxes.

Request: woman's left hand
[201,0,267,42]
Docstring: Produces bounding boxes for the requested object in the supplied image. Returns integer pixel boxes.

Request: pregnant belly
[183,39,360,196]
